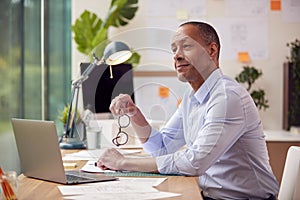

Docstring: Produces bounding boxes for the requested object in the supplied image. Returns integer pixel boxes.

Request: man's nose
[173,50,184,61]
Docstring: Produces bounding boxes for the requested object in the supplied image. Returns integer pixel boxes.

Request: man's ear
[208,42,219,58]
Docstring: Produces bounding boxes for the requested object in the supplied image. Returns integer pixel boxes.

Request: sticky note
[159,86,169,98]
[177,99,182,107]
[270,0,281,11]
[176,9,188,20]
[63,162,77,169]
[238,52,250,63]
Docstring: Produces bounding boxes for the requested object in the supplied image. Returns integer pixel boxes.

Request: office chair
[278,146,300,200]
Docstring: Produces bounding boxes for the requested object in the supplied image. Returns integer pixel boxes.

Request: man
[97,21,279,199]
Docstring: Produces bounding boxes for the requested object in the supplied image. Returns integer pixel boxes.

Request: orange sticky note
[238,52,250,63]
[177,99,182,107]
[158,86,169,98]
[270,0,281,11]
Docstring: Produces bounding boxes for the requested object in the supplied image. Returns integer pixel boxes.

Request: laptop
[11,118,117,184]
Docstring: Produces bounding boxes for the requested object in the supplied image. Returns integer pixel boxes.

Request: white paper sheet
[63,191,181,200]
[117,177,167,187]
[81,159,155,174]
[210,18,268,60]
[58,183,158,195]
[225,0,268,17]
[282,0,300,22]
[58,178,167,195]
[62,149,142,161]
[80,160,108,173]
[145,0,206,31]
[146,0,206,19]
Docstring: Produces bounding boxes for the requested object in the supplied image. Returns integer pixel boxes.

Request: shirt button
[204,191,209,196]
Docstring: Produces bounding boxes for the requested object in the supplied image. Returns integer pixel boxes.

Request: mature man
[97,21,279,199]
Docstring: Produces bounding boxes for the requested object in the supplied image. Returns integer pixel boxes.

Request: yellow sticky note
[270,0,281,11]
[238,52,250,63]
[176,9,188,21]
[159,86,169,98]
[63,162,77,169]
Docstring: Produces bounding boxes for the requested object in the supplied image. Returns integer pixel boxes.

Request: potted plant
[287,39,300,63]
[57,104,69,125]
[57,104,82,130]
[71,1,140,114]
[235,66,269,110]
[57,104,86,147]
[284,39,300,129]
[72,0,140,66]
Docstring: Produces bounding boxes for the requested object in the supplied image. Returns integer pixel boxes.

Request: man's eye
[171,47,177,54]
[183,44,191,48]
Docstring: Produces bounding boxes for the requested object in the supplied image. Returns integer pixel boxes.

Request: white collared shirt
[142,68,279,199]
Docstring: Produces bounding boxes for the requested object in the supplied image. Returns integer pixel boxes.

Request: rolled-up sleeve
[142,109,186,157]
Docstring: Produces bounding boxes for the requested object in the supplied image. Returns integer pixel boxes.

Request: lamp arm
[73,53,102,86]
[61,53,101,140]
[70,83,80,138]
[58,85,77,142]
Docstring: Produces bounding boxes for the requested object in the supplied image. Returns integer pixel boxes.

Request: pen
[94,162,111,170]
[93,162,126,172]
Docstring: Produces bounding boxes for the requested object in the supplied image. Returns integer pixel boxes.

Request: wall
[72,0,300,130]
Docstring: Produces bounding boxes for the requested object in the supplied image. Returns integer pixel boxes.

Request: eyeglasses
[112,114,130,146]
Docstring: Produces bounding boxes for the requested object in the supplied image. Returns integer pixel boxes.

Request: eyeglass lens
[112,114,130,146]
[118,114,130,128]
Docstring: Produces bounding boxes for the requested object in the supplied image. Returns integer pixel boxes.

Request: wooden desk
[17,151,202,200]
[265,130,300,185]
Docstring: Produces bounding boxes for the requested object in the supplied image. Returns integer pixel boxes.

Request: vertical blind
[0,0,71,124]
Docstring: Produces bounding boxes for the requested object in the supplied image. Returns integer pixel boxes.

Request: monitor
[80,63,134,116]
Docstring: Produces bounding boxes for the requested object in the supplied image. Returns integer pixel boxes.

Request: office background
[72,0,300,130]
[0,0,300,174]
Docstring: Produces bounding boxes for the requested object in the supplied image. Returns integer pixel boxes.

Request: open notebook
[11,118,117,184]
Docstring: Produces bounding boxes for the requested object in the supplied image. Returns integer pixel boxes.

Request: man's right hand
[109,94,137,117]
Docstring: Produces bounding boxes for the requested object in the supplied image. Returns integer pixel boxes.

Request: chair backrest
[294,164,300,199]
[278,146,300,200]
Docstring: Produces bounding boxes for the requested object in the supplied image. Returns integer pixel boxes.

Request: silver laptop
[11,118,117,184]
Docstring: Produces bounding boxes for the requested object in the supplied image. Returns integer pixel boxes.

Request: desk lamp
[59,41,132,149]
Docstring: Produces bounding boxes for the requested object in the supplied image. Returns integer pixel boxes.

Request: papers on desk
[63,191,180,200]
[62,149,142,161]
[60,149,181,199]
[81,161,170,177]
[59,178,181,200]
[81,160,107,173]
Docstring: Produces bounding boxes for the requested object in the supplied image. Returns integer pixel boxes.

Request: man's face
[171,25,215,83]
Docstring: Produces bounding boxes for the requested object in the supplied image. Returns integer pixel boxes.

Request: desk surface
[264,130,300,142]
[17,150,202,200]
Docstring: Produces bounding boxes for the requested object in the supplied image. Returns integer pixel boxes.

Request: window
[0,0,71,172]
[0,0,71,124]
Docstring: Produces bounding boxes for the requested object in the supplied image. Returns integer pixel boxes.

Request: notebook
[11,118,117,185]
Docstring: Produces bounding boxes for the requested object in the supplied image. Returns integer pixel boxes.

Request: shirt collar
[192,68,223,104]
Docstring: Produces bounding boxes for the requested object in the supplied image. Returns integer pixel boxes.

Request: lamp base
[59,138,86,149]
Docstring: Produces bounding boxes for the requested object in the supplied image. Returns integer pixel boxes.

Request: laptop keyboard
[66,174,94,181]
